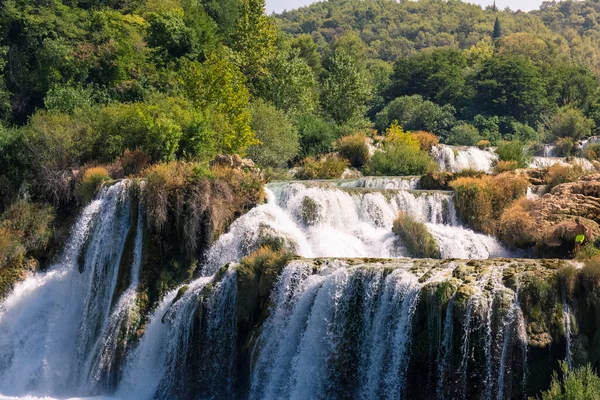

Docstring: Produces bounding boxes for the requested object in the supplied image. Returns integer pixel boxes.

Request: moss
[301,196,320,226]
[392,212,440,259]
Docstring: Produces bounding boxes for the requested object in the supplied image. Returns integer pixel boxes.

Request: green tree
[472,55,549,126]
[230,0,277,87]
[294,113,339,157]
[257,47,319,114]
[541,362,600,400]
[181,54,257,155]
[492,17,502,40]
[447,123,482,146]
[247,100,299,167]
[321,50,372,125]
[546,107,595,141]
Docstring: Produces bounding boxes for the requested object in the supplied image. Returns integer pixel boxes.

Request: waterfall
[563,301,573,370]
[203,182,510,275]
[117,269,237,400]
[338,176,421,190]
[529,156,594,170]
[431,144,497,173]
[0,182,146,397]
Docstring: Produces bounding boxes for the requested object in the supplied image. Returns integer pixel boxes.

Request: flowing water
[431,144,497,173]
[0,178,548,400]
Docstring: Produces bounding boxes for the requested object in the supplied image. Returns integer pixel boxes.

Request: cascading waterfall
[563,299,573,370]
[338,176,421,190]
[117,269,238,400]
[204,181,510,274]
[0,181,141,397]
[529,156,594,170]
[431,144,497,173]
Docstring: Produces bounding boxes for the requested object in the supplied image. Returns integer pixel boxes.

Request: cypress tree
[493,17,502,40]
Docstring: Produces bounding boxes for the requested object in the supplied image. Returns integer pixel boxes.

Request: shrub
[496,140,533,168]
[451,174,528,235]
[546,164,585,190]
[547,107,595,141]
[294,113,339,157]
[0,201,55,298]
[580,257,600,305]
[384,121,420,151]
[118,149,151,176]
[247,100,299,168]
[295,155,349,180]
[498,198,541,248]
[335,134,370,168]
[584,143,600,161]
[540,362,600,399]
[75,167,112,204]
[494,160,519,173]
[368,143,438,176]
[446,123,481,146]
[392,212,440,258]
[575,244,600,261]
[477,140,491,149]
[414,131,439,152]
[555,137,576,157]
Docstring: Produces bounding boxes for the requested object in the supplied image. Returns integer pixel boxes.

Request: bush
[295,113,339,157]
[118,149,151,177]
[446,123,481,146]
[496,140,533,168]
[494,160,519,173]
[247,100,299,168]
[547,107,595,141]
[335,134,370,168]
[451,174,528,235]
[477,140,491,149]
[392,212,440,258]
[384,121,420,151]
[498,198,541,248]
[0,201,55,298]
[546,164,585,190]
[555,137,576,157]
[368,143,438,176]
[540,362,600,399]
[414,131,439,152]
[75,167,111,204]
[295,155,349,180]
[584,143,600,161]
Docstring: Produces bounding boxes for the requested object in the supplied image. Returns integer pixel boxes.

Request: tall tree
[321,50,372,125]
[492,17,502,40]
[230,0,277,89]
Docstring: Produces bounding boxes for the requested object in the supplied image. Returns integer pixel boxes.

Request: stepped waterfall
[0,177,579,399]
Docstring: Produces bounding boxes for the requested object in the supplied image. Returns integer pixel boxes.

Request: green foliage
[295,113,339,157]
[335,133,370,168]
[321,50,372,125]
[496,140,533,169]
[547,108,595,142]
[75,167,112,204]
[247,100,299,168]
[555,137,576,157]
[375,95,456,139]
[540,362,600,400]
[392,212,440,259]
[585,143,600,161]
[295,155,349,180]
[368,143,438,176]
[447,123,482,146]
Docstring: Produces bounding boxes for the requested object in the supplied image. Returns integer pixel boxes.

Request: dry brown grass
[413,131,439,152]
[494,160,519,173]
[498,198,541,248]
[546,163,585,189]
[335,134,370,168]
[477,140,491,149]
[451,174,528,235]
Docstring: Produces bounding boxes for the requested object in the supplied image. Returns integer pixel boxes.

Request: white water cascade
[203,181,510,275]
[431,144,497,173]
[0,182,142,397]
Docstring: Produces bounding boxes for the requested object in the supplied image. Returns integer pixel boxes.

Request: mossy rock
[393,212,440,259]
